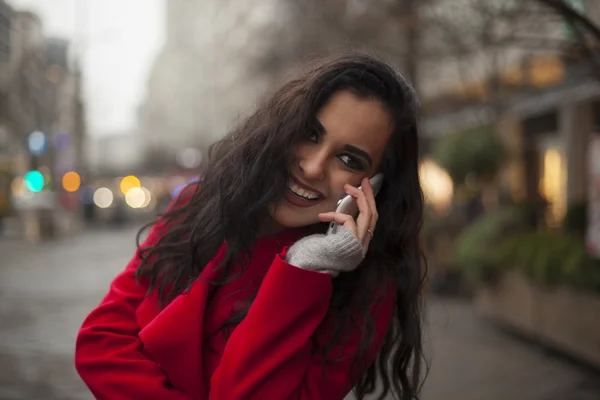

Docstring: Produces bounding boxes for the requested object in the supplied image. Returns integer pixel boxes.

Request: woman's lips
[289,176,325,198]
[285,189,325,208]
[286,177,326,207]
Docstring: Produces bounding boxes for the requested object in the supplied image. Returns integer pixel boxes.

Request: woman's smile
[285,176,326,208]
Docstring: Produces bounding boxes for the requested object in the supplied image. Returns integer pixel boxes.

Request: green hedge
[455,206,528,283]
[497,232,600,292]
[433,125,508,184]
[456,207,600,293]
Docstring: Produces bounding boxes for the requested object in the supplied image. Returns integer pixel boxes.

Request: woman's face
[270,89,393,230]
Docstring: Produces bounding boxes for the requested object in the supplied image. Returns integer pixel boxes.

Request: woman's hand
[318,177,379,248]
[285,177,379,277]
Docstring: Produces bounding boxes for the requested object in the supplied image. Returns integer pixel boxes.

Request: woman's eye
[338,155,366,171]
[306,131,319,143]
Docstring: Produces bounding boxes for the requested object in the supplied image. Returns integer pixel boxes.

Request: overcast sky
[9,0,165,137]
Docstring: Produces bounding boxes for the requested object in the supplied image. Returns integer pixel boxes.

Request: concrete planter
[475,271,600,370]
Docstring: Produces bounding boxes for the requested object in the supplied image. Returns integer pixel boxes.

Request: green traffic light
[24,170,44,192]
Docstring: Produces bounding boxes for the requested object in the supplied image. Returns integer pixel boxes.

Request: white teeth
[289,182,320,200]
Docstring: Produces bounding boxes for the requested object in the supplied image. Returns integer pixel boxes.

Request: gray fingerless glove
[285,226,366,277]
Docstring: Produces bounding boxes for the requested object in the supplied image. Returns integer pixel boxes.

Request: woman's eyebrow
[341,144,373,167]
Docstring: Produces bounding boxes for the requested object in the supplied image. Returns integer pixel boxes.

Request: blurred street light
[176,147,203,169]
[93,187,113,208]
[172,184,186,199]
[27,131,48,156]
[119,175,140,195]
[62,171,81,192]
[140,187,152,208]
[420,159,454,214]
[125,187,145,209]
[24,170,45,193]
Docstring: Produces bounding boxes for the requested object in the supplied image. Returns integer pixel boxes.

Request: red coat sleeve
[209,255,395,400]
[75,195,194,400]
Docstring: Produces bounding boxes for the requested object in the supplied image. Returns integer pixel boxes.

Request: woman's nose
[298,152,326,181]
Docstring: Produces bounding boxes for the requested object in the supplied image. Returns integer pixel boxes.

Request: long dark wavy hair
[136,53,426,400]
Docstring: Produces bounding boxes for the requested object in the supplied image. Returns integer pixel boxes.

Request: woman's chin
[270,208,318,230]
[268,197,336,232]
[274,216,320,230]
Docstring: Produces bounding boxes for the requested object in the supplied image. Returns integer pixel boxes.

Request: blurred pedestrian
[75,54,426,400]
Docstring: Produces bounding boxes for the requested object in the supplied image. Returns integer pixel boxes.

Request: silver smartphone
[326,173,384,235]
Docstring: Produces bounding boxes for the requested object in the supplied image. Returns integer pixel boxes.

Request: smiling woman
[75,54,426,400]
[271,90,393,230]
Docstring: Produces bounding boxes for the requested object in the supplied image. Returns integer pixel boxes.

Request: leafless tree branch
[536,0,600,39]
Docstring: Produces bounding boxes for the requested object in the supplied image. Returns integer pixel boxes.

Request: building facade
[138,0,280,164]
[420,0,600,227]
[0,4,87,238]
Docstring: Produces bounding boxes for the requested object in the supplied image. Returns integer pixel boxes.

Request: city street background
[1,0,600,399]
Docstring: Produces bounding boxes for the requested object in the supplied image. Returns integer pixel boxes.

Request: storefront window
[539,144,567,227]
[420,158,454,215]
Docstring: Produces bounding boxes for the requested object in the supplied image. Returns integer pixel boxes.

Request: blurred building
[86,132,143,176]
[0,7,47,225]
[418,0,565,102]
[138,0,280,165]
[419,0,600,227]
[0,0,13,222]
[0,4,87,239]
[44,38,87,185]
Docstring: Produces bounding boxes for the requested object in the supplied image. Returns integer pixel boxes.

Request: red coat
[75,220,395,399]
